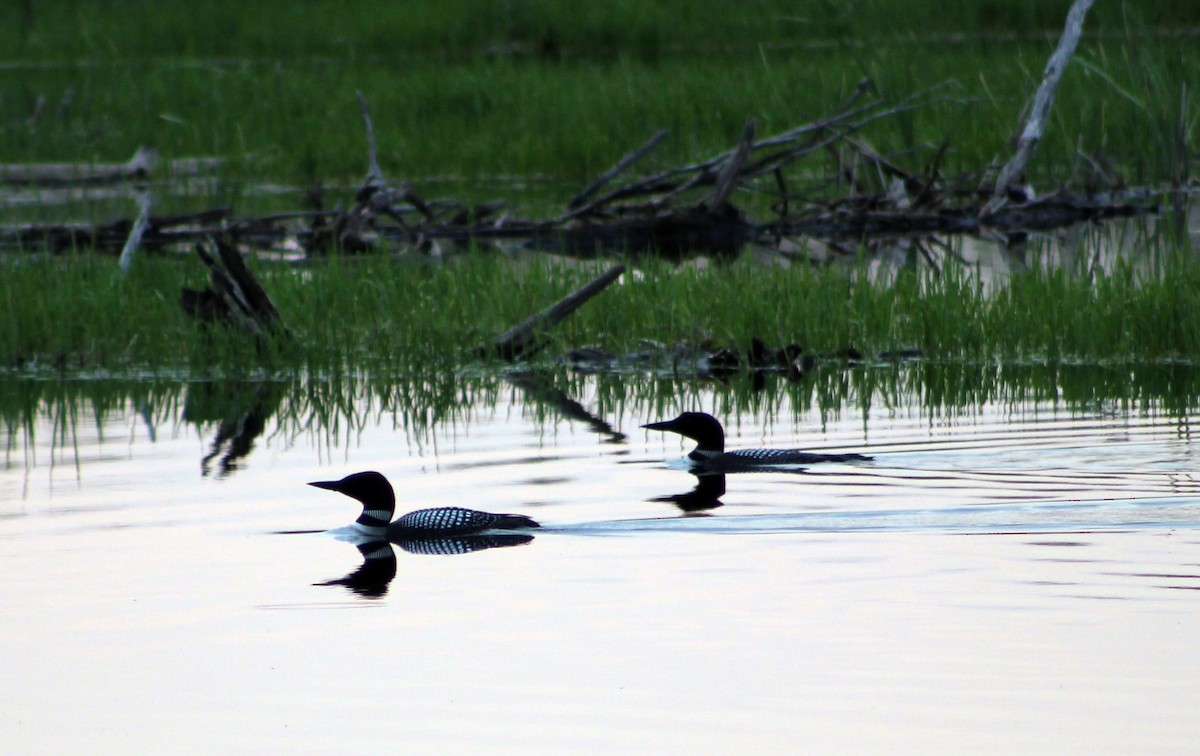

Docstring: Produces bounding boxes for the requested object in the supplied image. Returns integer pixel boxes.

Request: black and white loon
[308,471,540,538]
[643,412,872,468]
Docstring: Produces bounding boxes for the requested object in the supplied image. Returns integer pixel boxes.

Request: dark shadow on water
[182,379,286,478]
[505,369,626,444]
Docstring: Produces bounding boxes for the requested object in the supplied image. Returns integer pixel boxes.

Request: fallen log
[481,264,625,360]
[0,146,157,186]
[1,208,234,254]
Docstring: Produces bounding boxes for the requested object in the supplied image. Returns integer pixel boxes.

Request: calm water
[3,370,1200,753]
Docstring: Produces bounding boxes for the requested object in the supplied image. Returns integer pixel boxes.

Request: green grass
[4,243,1200,377]
[1,1,1195,200]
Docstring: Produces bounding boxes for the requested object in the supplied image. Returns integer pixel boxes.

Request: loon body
[309,471,540,538]
[643,412,872,468]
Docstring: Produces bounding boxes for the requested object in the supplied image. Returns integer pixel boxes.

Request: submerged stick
[482,264,626,361]
[985,0,1095,213]
[506,370,626,443]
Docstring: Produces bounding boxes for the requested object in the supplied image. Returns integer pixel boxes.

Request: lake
[3,366,1199,753]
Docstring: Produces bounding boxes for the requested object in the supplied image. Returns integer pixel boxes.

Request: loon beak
[308,480,342,492]
[642,419,677,432]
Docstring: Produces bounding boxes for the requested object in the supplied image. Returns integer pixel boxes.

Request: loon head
[308,471,396,532]
[643,412,726,457]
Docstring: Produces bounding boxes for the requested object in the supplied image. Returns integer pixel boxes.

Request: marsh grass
[2,2,1197,382]
[4,235,1200,378]
[1,2,1195,199]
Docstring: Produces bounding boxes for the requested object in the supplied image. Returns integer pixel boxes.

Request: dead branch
[181,236,286,336]
[706,120,756,209]
[985,0,1096,213]
[0,147,158,186]
[118,187,153,275]
[568,129,669,211]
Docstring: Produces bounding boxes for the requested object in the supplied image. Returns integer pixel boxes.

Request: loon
[308,471,540,538]
[643,412,872,468]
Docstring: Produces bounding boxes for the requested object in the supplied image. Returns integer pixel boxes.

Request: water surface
[3,369,1199,753]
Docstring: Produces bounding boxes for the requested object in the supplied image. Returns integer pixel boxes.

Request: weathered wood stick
[705,119,756,209]
[118,187,152,275]
[567,129,669,211]
[213,236,283,328]
[985,0,1095,213]
[482,264,626,361]
[566,83,950,213]
[356,91,386,190]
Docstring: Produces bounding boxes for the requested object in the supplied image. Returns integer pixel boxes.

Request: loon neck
[687,447,724,462]
[355,506,395,534]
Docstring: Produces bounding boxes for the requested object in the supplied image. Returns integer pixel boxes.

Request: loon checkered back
[308,471,540,538]
[390,507,539,536]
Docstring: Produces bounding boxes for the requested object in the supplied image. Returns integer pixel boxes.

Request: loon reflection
[651,472,727,513]
[316,533,535,598]
[315,540,396,598]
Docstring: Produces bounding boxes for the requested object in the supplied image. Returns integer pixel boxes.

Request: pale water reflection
[2,369,1199,753]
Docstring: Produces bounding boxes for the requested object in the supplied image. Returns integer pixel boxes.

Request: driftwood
[985,0,1096,214]
[0,147,227,187]
[0,147,158,186]
[481,264,626,360]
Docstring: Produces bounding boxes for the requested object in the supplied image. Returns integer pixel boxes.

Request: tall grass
[0,1,1194,197]
[4,242,1200,378]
